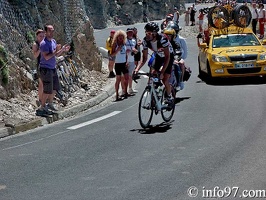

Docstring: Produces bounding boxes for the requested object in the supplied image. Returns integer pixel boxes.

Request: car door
[199,46,208,73]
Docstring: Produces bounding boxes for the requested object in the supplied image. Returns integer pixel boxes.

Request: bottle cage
[148,52,156,68]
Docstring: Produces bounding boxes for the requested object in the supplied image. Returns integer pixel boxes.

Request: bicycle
[133,71,176,129]
[64,52,80,83]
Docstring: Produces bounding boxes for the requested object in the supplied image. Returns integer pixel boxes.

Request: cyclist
[134,22,174,102]
[163,24,187,90]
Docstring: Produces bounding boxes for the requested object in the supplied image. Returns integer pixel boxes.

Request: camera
[197,33,203,39]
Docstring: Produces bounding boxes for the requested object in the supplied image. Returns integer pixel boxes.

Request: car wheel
[207,61,212,78]
[198,57,204,78]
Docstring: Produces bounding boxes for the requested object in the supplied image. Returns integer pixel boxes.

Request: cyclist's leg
[162,55,174,97]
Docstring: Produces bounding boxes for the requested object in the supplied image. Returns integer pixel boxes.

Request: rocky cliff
[0,0,182,100]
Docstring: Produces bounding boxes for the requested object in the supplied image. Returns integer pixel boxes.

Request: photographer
[197,29,210,47]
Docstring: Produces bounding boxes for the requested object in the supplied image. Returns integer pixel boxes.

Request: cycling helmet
[163,28,176,37]
[144,22,160,33]
[166,21,180,34]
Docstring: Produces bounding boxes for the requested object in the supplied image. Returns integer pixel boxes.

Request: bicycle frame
[138,72,166,112]
[147,78,164,111]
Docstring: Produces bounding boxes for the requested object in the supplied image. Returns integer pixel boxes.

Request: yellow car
[198,25,266,78]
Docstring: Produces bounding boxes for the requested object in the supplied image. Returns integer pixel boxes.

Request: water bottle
[157,86,163,97]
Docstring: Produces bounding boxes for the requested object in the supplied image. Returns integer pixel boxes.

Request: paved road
[2,4,266,200]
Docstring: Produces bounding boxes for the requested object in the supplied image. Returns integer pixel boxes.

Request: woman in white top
[258,3,265,39]
[111,30,129,101]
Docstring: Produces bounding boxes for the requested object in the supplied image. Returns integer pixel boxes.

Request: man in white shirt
[173,7,180,25]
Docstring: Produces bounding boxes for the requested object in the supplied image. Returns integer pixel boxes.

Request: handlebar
[132,72,162,87]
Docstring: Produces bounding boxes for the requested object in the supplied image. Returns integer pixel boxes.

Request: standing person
[190,4,197,26]
[173,7,180,24]
[161,15,173,31]
[36,25,69,116]
[198,9,205,32]
[106,30,116,78]
[251,2,259,35]
[125,28,138,95]
[258,3,265,39]
[185,7,191,26]
[135,22,174,103]
[111,30,130,101]
[133,27,142,68]
[32,29,45,106]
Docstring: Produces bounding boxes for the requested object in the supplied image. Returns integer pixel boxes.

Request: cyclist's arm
[135,48,148,71]
[160,47,170,74]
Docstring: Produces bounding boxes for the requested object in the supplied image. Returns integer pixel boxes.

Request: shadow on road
[197,74,266,86]
[130,121,174,134]
[175,97,190,104]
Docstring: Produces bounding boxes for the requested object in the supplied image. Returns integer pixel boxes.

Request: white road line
[67,111,122,130]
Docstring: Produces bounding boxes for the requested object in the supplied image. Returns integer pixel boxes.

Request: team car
[198,4,266,78]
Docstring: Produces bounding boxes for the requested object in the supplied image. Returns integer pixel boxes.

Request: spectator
[173,7,180,24]
[106,30,116,78]
[190,4,197,26]
[198,9,205,32]
[133,27,142,68]
[32,29,45,106]
[197,29,210,47]
[125,28,138,95]
[161,15,173,31]
[36,25,70,116]
[185,7,191,26]
[251,2,258,35]
[258,3,265,39]
[111,30,130,101]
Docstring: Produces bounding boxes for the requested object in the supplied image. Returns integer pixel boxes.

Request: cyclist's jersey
[142,33,174,57]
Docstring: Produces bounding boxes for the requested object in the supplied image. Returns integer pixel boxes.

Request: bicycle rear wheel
[138,87,154,128]
[161,87,175,122]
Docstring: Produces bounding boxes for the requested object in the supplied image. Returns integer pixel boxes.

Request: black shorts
[40,67,60,94]
[153,54,174,75]
[114,62,128,76]
[134,52,141,62]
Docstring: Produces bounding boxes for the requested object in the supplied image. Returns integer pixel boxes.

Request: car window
[212,33,260,48]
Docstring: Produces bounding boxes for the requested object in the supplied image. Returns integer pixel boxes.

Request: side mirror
[199,43,208,48]
[262,39,266,45]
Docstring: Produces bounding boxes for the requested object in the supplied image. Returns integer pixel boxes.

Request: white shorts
[199,20,203,25]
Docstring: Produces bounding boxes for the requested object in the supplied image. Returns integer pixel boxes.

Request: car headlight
[212,55,228,62]
[259,53,266,60]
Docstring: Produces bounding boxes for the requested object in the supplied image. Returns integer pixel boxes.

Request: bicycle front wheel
[138,88,154,128]
[161,87,175,122]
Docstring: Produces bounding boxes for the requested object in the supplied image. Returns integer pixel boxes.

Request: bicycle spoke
[161,88,175,122]
[138,88,153,128]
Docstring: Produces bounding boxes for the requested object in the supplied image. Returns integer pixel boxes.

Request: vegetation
[0,45,9,85]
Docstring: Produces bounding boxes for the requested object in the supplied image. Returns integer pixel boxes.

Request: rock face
[0,0,183,101]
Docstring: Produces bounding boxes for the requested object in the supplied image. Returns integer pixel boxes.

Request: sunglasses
[145,31,154,36]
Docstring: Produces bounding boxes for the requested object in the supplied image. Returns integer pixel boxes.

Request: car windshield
[212,33,260,48]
